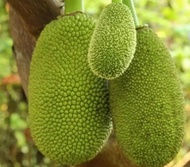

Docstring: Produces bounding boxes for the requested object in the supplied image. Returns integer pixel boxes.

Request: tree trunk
[8,0,137,166]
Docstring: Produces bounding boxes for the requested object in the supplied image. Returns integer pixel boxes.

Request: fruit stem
[123,0,139,27]
[64,0,84,14]
[112,0,122,3]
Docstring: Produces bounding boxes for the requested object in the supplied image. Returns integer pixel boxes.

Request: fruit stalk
[112,0,123,3]
[123,0,139,26]
[65,0,84,14]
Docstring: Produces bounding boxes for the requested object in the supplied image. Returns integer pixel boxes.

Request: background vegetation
[0,0,190,166]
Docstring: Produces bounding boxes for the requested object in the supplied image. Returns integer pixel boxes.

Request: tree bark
[8,0,136,167]
[8,0,59,96]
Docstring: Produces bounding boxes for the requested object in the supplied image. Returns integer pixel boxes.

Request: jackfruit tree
[7,0,185,166]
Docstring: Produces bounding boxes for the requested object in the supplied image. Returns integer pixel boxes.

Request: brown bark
[9,7,35,96]
[8,0,59,36]
[76,133,138,167]
[8,0,60,96]
[8,0,136,166]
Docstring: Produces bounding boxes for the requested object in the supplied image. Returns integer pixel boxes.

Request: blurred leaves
[0,0,14,79]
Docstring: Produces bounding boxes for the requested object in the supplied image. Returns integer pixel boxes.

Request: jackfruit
[28,13,112,165]
[88,3,136,80]
[109,26,185,167]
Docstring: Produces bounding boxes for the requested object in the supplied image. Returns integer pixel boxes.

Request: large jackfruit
[109,26,185,167]
[88,3,136,80]
[28,13,112,165]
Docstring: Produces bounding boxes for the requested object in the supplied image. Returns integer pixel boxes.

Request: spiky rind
[109,26,185,167]
[28,13,112,165]
[88,3,136,80]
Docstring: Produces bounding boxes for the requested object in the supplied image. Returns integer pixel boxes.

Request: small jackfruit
[109,26,185,167]
[28,13,112,165]
[88,3,136,79]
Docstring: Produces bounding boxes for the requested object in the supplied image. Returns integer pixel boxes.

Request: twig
[173,151,190,167]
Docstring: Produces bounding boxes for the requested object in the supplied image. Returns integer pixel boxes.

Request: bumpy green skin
[88,3,136,80]
[28,13,112,165]
[109,26,185,167]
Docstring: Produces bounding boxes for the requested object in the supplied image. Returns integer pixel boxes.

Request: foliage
[0,0,14,79]
[0,0,190,166]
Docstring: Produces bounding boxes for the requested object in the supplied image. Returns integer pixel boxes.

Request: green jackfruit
[88,3,136,80]
[28,13,112,165]
[109,26,185,167]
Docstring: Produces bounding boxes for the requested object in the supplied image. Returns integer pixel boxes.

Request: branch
[173,151,190,167]
[76,133,138,167]
[7,0,60,36]
[8,0,60,96]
